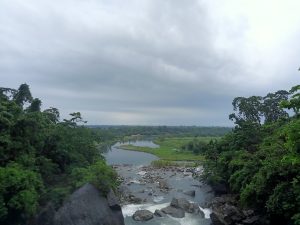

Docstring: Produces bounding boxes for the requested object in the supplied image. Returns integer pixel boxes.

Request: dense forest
[0,84,118,225]
[182,87,300,224]
[90,125,231,138]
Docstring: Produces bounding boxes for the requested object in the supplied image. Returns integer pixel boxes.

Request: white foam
[153,196,164,203]
[137,171,147,176]
[122,202,169,217]
[128,179,141,184]
[199,206,212,219]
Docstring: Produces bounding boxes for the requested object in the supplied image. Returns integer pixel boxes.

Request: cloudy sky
[1,0,300,125]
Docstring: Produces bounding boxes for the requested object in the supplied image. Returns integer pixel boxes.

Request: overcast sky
[1,0,300,125]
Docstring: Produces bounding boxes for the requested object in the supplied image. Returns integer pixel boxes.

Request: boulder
[170,197,203,216]
[183,190,196,197]
[210,212,225,225]
[158,179,169,190]
[128,194,143,204]
[154,209,165,217]
[35,203,56,225]
[132,210,154,221]
[211,183,228,196]
[53,183,124,225]
[161,206,185,218]
[242,215,260,225]
[171,198,190,211]
[210,212,227,225]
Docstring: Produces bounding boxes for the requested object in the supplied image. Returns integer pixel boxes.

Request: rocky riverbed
[114,163,214,225]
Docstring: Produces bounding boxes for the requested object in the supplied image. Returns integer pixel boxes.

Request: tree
[43,107,60,123]
[0,164,44,224]
[229,96,263,126]
[281,85,300,116]
[13,84,32,106]
[26,98,42,112]
[262,90,289,123]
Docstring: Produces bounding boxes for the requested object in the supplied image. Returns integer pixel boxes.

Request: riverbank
[117,137,217,161]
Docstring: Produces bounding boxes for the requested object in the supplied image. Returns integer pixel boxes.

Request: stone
[184,190,196,197]
[128,194,143,204]
[211,183,228,195]
[243,209,255,217]
[171,198,190,211]
[132,210,154,221]
[154,209,165,217]
[161,206,185,218]
[53,183,124,225]
[210,212,227,225]
[35,203,56,225]
[170,197,203,216]
[242,215,260,225]
[158,179,169,189]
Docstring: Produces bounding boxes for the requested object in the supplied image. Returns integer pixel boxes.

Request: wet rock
[170,197,204,217]
[210,212,227,225]
[243,210,254,217]
[171,198,190,211]
[211,182,228,196]
[132,210,154,221]
[242,215,260,225]
[183,190,196,197]
[53,183,124,225]
[158,179,169,190]
[161,206,185,218]
[128,194,143,204]
[154,209,165,217]
[35,203,55,225]
[188,203,204,217]
[185,168,194,173]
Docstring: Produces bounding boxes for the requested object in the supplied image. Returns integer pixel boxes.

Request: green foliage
[71,160,118,194]
[203,86,300,225]
[0,84,117,225]
[0,164,43,223]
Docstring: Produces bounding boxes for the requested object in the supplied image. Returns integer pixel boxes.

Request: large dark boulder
[211,183,228,196]
[132,210,153,221]
[210,212,227,225]
[53,183,124,225]
[35,203,56,225]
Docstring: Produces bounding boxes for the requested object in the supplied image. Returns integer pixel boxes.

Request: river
[103,140,213,225]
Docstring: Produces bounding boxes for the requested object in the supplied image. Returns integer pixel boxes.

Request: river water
[103,140,213,225]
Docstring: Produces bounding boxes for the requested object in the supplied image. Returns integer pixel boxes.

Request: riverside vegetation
[0,84,118,225]
[181,87,300,225]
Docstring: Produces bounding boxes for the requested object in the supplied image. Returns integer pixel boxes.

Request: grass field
[118,136,220,161]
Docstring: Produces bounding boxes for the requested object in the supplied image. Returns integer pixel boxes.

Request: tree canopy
[0,84,117,225]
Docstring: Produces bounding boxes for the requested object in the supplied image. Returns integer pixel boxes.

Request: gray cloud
[1,0,300,125]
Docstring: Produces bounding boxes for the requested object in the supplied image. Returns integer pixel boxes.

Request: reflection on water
[103,140,159,166]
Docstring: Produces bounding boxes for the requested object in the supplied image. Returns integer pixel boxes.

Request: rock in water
[161,206,185,218]
[184,190,196,197]
[170,197,204,217]
[154,209,165,217]
[132,210,154,221]
[53,183,125,225]
[171,198,191,211]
